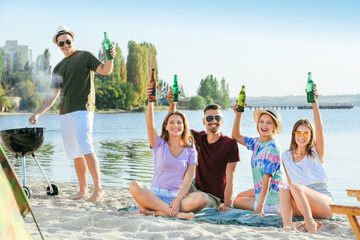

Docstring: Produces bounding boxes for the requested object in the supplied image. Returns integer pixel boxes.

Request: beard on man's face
[207,122,220,133]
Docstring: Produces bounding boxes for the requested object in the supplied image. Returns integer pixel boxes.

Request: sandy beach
[21,179,357,240]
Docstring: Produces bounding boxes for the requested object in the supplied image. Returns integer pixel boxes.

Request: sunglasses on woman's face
[58,39,72,47]
[294,131,311,138]
[205,115,222,122]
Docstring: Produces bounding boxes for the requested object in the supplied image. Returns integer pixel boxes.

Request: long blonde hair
[160,111,194,148]
[289,119,315,158]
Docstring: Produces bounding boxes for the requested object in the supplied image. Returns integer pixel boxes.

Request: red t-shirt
[191,130,240,202]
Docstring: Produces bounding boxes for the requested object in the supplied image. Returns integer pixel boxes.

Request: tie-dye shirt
[245,137,287,206]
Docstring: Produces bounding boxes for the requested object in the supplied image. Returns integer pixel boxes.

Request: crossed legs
[129,181,208,220]
[280,184,334,232]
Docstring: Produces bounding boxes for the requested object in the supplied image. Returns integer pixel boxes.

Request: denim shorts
[306,183,335,201]
[150,187,179,205]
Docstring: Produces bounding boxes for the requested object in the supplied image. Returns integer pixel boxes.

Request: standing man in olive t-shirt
[29,25,116,202]
[168,91,240,212]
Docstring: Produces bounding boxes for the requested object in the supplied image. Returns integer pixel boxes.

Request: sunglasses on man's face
[205,115,222,122]
[58,39,72,47]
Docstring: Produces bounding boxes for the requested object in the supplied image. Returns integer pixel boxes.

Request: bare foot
[138,209,158,216]
[68,192,89,200]
[305,218,318,232]
[175,212,195,220]
[283,225,297,231]
[87,189,104,202]
[138,209,194,220]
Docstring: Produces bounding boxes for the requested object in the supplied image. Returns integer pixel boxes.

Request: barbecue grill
[0,127,58,198]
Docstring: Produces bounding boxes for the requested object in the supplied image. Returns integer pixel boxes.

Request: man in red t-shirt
[168,92,240,212]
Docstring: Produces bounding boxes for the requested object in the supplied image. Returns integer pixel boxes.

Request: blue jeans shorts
[150,187,179,205]
[306,183,335,201]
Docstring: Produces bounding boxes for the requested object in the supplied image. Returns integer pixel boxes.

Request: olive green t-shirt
[51,50,102,115]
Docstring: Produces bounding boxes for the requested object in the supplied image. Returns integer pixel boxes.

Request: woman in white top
[280,86,334,232]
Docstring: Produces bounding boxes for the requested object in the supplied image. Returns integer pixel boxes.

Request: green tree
[179,84,186,98]
[0,49,4,80]
[126,41,146,105]
[188,95,206,110]
[126,41,158,106]
[218,77,232,108]
[0,50,11,111]
[158,79,169,103]
[197,74,231,109]
[197,77,211,99]
[205,95,213,105]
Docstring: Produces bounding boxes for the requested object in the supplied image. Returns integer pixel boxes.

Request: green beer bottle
[104,32,113,60]
[172,75,179,102]
[236,85,246,112]
[306,72,316,103]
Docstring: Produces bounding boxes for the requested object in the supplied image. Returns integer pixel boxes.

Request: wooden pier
[247,103,354,110]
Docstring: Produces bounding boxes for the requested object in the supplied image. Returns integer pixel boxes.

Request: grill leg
[31,153,54,193]
[11,155,18,167]
[22,155,26,187]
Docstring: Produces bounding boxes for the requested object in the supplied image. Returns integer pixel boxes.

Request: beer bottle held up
[149,68,157,102]
[104,32,113,60]
[172,75,179,102]
[236,85,246,112]
[306,72,316,103]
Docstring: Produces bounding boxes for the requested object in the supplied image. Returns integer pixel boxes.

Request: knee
[200,193,209,207]
[193,193,209,207]
[289,183,303,194]
[129,180,141,194]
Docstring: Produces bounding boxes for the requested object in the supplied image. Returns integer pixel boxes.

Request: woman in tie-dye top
[232,106,286,215]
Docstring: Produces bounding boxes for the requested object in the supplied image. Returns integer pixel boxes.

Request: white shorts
[60,111,95,160]
[254,201,281,214]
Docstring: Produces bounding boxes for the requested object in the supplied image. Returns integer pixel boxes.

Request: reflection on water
[5,139,155,188]
[0,108,359,202]
[4,142,55,172]
[97,139,154,185]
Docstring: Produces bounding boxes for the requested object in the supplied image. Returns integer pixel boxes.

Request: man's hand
[217,204,231,213]
[109,45,116,58]
[29,114,39,125]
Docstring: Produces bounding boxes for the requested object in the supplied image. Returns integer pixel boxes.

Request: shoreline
[24,178,356,240]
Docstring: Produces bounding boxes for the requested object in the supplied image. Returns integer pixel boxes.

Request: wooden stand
[330,189,360,240]
[347,190,360,201]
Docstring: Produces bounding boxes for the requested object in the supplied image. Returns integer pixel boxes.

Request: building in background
[0,40,32,70]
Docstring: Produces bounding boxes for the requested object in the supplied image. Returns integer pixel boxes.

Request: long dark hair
[160,111,194,148]
[289,119,315,158]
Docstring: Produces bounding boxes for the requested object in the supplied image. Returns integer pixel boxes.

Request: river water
[0,107,359,203]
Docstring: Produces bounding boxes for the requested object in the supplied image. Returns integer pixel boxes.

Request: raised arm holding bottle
[128,83,208,220]
[29,26,116,202]
[232,86,286,215]
[167,87,240,213]
[280,79,334,232]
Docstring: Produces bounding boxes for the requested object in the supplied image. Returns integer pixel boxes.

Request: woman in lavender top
[129,85,208,220]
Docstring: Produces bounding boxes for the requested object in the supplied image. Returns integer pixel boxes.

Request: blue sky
[1,0,359,97]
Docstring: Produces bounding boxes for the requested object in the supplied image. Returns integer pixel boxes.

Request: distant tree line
[0,40,232,112]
